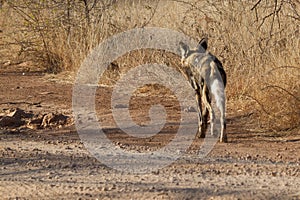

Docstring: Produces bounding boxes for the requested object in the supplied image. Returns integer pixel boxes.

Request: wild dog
[179,38,227,142]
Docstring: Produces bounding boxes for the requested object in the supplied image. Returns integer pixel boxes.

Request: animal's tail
[208,62,226,118]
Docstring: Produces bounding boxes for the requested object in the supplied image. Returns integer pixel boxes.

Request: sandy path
[0,74,300,199]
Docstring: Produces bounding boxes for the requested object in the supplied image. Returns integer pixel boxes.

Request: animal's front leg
[187,69,205,138]
[194,87,205,138]
[186,68,197,90]
[190,76,204,138]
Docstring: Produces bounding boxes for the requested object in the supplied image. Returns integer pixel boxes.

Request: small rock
[114,104,128,109]
[152,170,159,175]
[149,186,155,191]
[184,106,197,112]
[4,147,13,151]
[0,116,24,127]
[85,193,92,197]
[271,172,277,176]
[65,146,72,150]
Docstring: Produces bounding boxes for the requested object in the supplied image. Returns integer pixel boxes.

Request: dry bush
[0,0,299,131]
[173,0,300,131]
[249,66,299,131]
[1,0,119,72]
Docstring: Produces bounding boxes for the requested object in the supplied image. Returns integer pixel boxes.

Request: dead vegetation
[0,0,299,132]
[0,108,72,130]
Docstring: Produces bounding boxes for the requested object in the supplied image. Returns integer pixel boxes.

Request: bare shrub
[174,0,300,131]
[1,0,118,72]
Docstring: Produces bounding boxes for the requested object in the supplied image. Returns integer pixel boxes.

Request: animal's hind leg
[220,107,227,142]
[220,118,227,142]
[202,85,215,136]
[201,85,210,134]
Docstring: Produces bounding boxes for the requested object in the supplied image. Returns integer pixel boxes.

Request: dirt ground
[0,70,300,200]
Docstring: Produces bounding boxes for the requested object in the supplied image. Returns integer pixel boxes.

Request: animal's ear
[179,42,189,58]
[197,37,208,51]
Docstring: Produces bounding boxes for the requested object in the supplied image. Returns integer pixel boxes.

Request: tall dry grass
[0,0,299,132]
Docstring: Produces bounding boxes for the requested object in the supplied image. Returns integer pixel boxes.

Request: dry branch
[251,0,263,11]
[262,85,300,102]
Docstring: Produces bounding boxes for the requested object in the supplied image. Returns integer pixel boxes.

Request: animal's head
[179,38,208,67]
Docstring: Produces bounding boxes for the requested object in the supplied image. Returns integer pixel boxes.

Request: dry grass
[0,0,299,132]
